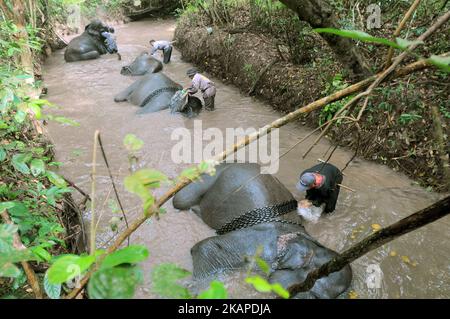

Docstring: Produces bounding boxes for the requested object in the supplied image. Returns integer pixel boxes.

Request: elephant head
[85,19,114,39]
[120,52,162,76]
[191,222,352,299]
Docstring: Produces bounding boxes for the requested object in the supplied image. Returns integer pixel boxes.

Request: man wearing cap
[186,68,217,111]
[149,39,173,63]
[296,162,343,214]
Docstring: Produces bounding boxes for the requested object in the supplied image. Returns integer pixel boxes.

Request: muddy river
[43,19,449,298]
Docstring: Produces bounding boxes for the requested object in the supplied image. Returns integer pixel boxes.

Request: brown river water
[43,19,449,299]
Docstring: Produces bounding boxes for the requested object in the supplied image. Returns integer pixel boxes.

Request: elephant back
[199,163,295,230]
[121,54,163,76]
[129,73,181,106]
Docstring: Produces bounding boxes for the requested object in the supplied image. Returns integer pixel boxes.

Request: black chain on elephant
[216,199,298,235]
[139,86,180,107]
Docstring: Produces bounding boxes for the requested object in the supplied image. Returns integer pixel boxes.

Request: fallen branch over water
[64,55,440,299]
[287,195,450,296]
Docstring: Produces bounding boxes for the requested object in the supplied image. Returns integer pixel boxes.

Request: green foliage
[88,265,143,299]
[314,28,402,49]
[197,280,228,299]
[319,73,353,126]
[398,113,423,125]
[151,263,192,299]
[123,134,144,152]
[100,245,149,270]
[245,275,289,299]
[0,223,36,278]
[44,271,61,299]
[47,254,96,284]
[124,169,168,212]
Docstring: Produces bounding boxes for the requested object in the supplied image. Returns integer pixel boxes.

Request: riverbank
[173,6,449,192]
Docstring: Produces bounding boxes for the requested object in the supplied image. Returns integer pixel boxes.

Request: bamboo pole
[384,0,422,69]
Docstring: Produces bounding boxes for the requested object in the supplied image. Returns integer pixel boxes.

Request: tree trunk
[279,0,371,79]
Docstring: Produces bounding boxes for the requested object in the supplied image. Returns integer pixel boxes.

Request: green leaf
[0,148,6,162]
[123,134,144,152]
[0,263,21,278]
[271,283,290,299]
[88,266,142,299]
[14,110,27,123]
[31,246,52,262]
[151,263,191,299]
[256,257,270,275]
[30,158,45,176]
[314,28,400,49]
[197,160,217,175]
[124,169,168,211]
[46,171,67,188]
[197,280,228,299]
[0,249,35,264]
[44,271,61,299]
[180,167,200,181]
[245,276,272,293]
[395,38,423,49]
[427,55,450,73]
[100,245,149,270]
[28,104,42,119]
[47,254,95,284]
[11,153,31,174]
[0,202,16,213]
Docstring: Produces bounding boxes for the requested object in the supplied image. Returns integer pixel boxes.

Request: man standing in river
[296,162,343,214]
[149,39,173,63]
[186,68,217,111]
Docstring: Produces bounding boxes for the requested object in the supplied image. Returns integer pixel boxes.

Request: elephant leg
[172,163,231,210]
[114,80,141,102]
[77,51,101,61]
[173,173,220,210]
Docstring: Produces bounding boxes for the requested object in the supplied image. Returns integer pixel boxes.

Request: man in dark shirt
[296,163,343,214]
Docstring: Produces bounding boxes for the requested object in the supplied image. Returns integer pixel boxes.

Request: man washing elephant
[296,162,343,216]
[185,68,217,111]
[149,39,173,64]
[64,19,118,62]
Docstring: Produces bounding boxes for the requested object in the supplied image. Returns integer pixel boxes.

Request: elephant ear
[86,25,100,37]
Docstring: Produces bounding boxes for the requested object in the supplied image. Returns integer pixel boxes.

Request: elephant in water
[64,20,117,62]
[173,163,352,299]
[120,52,163,76]
[114,73,202,117]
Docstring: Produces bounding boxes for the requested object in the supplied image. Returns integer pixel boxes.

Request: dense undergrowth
[175,0,450,192]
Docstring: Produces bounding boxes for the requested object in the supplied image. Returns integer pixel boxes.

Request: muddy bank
[174,23,449,192]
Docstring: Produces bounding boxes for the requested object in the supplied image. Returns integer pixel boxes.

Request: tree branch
[385,0,422,68]
[287,195,450,296]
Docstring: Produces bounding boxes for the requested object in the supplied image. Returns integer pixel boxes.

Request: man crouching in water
[296,162,343,220]
[185,68,216,111]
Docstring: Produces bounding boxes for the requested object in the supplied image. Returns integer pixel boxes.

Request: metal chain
[216,200,298,235]
[139,86,180,107]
